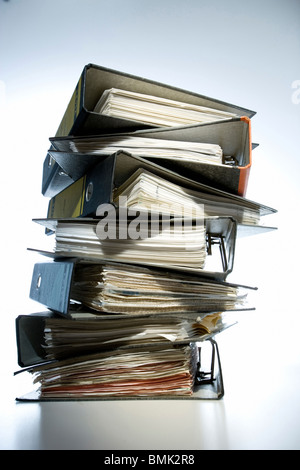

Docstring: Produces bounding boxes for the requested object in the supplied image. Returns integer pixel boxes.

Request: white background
[0,0,299,450]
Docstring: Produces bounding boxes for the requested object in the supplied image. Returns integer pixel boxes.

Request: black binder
[15,312,225,400]
[56,63,256,137]
[44,150,276,225]
[30,216,238,281]
[28,256,257,316]
[49,117,253,197]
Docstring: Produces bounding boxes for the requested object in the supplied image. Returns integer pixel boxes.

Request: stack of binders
[15,64,277,401]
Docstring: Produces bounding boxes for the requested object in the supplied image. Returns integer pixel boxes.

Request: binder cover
[49,117,252,196]
[42,152,74,197]
[15,312,52,368]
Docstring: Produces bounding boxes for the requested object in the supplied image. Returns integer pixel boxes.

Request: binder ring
[86,182,93,202]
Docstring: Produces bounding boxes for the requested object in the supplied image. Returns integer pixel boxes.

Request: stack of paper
[69,135,224,166]
[29,344,199,398]
[54,219,207,271]
[43,312,225,360]
[94,88,238,127]
[69,263,248,314]
[113,168,261,225]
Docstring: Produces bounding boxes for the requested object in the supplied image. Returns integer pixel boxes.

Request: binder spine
[30,262,75,316]
[238,117,252,196]
[55,73,84,137]
[46,154,116,219]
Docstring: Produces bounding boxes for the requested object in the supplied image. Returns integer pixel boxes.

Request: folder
[15,311,226,399]
[56,63,256,137]
[49,117,253,197]
[31,215,238,280]
[15,309,235,367]
[28,257,256,316]
[44,150,276,229]
[15,337,224,400]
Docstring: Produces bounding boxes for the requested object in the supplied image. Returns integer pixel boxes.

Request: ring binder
[44,150,276,230]
[194,339,224,400]
[49,117,253,196]
[30,216,238,281]
[28,254,255,316]
[15,316,225,401]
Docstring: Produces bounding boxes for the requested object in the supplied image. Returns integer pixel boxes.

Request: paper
[69,135,224,166]
[29,344,199,398]
[69,263,248,314]
[43,312,227,360]
[94,88,238,127]
[113,168,261,225]
[53,218,207,271]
